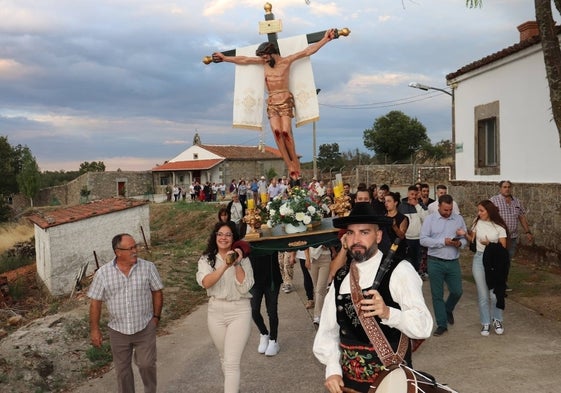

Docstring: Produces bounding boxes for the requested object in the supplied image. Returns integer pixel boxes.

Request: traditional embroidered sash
[348,262,408,368]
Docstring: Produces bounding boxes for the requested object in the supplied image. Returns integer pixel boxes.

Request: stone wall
[34,171,154,207]
[451,181,561,268]
[87,171,154,200]
[313,164,452,189]
[34,175,87,206]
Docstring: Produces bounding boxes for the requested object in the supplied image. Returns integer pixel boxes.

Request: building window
[474,101,500,176]
[160,177,170,186]
[193,153,198,159]
[477,117,497,166]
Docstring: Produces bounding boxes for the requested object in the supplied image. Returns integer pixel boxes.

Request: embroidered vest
[333,260,412,392]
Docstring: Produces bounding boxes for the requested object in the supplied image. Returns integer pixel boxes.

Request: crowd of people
[165,181,228,202]
[87,177,532,393]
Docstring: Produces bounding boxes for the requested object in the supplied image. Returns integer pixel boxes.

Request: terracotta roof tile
[199,144,283,160]
[447,26,561,81]
[152,158,223,172]
[27,198,148,229]
[151,145,284,171]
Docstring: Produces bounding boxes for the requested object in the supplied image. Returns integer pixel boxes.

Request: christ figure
[212,29,336,179]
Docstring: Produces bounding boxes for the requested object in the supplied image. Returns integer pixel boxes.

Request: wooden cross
[202,3,349,64]
[202,2,349,177]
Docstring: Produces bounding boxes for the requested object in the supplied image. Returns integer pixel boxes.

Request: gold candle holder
[243,208,263,239]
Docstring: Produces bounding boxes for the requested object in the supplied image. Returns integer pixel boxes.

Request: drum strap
[349,262,408,368]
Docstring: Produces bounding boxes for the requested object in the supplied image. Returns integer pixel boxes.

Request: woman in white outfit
[463,200,508,336]
[196,222,254,393]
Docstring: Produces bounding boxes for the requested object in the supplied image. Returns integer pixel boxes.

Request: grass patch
[0,222,34,254]
[86,343,113,369]
[64,316,90,340]
[0,254,34,274]
[8,277,28,300]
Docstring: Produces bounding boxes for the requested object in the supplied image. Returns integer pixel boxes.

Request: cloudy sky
[0,0,538,171]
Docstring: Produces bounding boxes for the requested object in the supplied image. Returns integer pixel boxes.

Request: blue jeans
[427,257,463,328]
[472,251,503,325]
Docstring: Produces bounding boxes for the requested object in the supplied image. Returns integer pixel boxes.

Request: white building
[448,21,561,183]
[28,198,150,296]
[151,137,285,190]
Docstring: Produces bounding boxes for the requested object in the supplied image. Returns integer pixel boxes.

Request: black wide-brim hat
[333,202,392,228]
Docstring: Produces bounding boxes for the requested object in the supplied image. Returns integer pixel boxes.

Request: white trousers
[207,298,252,393]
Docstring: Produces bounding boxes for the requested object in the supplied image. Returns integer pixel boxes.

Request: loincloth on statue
[267,90,294,119]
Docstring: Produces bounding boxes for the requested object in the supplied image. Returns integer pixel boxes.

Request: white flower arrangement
[266,187,323,227]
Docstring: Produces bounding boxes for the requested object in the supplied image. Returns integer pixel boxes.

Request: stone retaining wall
[451,181,561,268]
[312,164,452,189]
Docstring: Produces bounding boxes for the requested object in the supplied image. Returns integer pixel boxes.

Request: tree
[16,147,40,207]
[40,170,81,188]
[317,143,344,171]
[341,148,372,167]
[79,161,106,174]
[0,136,19,197]
[468,1,561,146]
[363,110,430,163]
[417,139,454,164]
[535,0,561,146]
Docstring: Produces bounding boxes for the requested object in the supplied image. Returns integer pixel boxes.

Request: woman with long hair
[196,222,254,393]
[464,200,508,336]
[218,207,235,227]
[384,191,409,262]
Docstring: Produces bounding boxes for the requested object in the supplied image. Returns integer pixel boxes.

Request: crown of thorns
[256,42,279,56]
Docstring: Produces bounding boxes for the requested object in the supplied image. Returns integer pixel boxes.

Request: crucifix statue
[203,2,349,181]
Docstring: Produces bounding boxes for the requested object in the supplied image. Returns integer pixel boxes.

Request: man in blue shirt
[420,194,467,336]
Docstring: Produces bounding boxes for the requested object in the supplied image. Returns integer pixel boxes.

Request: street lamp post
[408,82,452,97]
[312,88,321,180]
[409,82,456,178]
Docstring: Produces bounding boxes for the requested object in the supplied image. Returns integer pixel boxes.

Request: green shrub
[86,343,112,369]
[0,254,34,274]
[8,277,26,300]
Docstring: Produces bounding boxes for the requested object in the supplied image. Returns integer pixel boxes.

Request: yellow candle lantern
[333,184,343,198]
[247,199,255,210]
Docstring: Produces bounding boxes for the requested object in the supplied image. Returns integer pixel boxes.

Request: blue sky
[0,0,538,171]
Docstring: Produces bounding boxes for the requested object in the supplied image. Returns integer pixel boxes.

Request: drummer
[313,202,433,393]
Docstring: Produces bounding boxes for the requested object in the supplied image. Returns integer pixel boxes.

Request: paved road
[73,266,561,393]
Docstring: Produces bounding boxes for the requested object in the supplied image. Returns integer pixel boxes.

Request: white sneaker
[313,317,320,325]
[258,334,269,353]
[283,284,293,294]
[265,339,279,356]
[493,320,504,335]
[481,324,490,336]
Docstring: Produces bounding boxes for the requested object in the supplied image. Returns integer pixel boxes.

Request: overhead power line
[320,91,445,110]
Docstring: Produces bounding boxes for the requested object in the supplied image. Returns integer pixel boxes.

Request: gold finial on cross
[260,3,282,38]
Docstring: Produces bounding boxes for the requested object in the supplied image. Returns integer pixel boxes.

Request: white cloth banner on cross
[232,35,319,131]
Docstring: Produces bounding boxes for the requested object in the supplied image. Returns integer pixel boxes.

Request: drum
[369,365,458,393]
